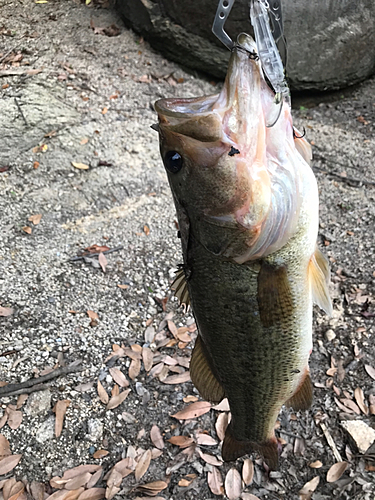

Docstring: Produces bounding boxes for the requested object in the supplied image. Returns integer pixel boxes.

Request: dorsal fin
[171,267,190,308]
[309,246,332,315]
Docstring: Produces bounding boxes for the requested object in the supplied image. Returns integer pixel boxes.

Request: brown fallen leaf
[143,225,150,236]
[339,398,361,415]
[167,320,178,339]
[196,433,217,446]
[212,398,230,411]
[3,477,17,499]
[129,359,141,380]
[109,368,129,388]
[183,395,198,403]
[0,434,11,459]
[87,310,99,320]
[299,476,320,500]
[28,213,42,225]
[142,347,153,373]
[76,487,105,500]
[93,450,109,459]
[242,458,254,486]
[62,465,102,481]
[72,162,89,170]
[106,389,131,410]
[369,394,375,415]
[6,480,24,500]
[207,467,224,496]
[80,138,89,145]
[22,226,32,234]
[54,400,70,437]
[136,480,168,496]
[172,401,211,420]
[167,436,194,449]
[65,472,91,490]
[225,468,242,500]
[327,461,348,483]
[7,408,22,430]
[0,454,22,475]
[354,387,369,415]
[29,481,45,500]
[365,365,375,380]
[215,412,229,442]
[178,478,192,487]
[0,306,13,317]
[134,449,152,481]
[97,252,107,273]
[162,371,191,385]
[150,425,164,450]
[86,468,103,489]
[16,394,28,409]
[309,460,323,468]
[241,495,261,500]
[196,449,222,466]
[97,380,109,405]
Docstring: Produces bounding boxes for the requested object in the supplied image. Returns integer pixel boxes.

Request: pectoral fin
[171,267,190,308]
[222,424,279,470]
[294,129,312,166]
[190,335,225,404]
[309,247,332,315]
[285,371,313,411]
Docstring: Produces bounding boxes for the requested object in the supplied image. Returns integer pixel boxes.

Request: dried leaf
[151,448,163,459]
[129,359,141,380]
[93,450,109,459]
[0,454,22,475]
[80,138,89,145]
[196,449,222,466]
[16,394,28,409]
[298,476,320,500]
[134,449,152,481]
[242,459,254,486]
[150,425,164,450]
[109,368,129,388]
[7,409,22,430]
[340,398,361,415]
[29,481,45,500]
[149,363,164,379]
[207,467,224,496]
[365,365,375,380]
[142,347,153,372]
[22,226,32,234]
[86,469,103,489]
[72,162,89,170]
[167,436,194,449]
[62,465,102,480]
[212,398,230,411]
[143,225,150,236]
[183,395,198,403]
[87,310,99,320]
[28,214,42,225]
[0,435,11,459]
[294,436,306,456]
[97,380,109,405]
[196,434,217,446]
[65,473,91,490]
[162,371,190,385]
[76,488,105,500]
[136,480,168,496]
[106,389,131,410]
[241,495,261,500]
[354,387,369,415]
[167,320,178,339]
[172,401,211,420]
[98,253,107,272]
[0,307,13,317]
[309,460,323,468]
[7,481,24,500]
[144,325,155,343]
[327,461,348,482]
[178,478,192,487]
[54,400,70,437]
[215,412,229,442]
[3,477,16,499]
[225,468,242,500]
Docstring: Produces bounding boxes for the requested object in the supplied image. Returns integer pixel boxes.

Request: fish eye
[164,151,183,174]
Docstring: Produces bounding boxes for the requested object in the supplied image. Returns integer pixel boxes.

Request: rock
[35,416,55,444]
[0,81,79,167]
[25,390,51,416]
[115,0,375,90]
[87,418,104,442]
[341,420,375,454]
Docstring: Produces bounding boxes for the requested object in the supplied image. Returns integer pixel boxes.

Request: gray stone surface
[35,416,55,444]
[86,418,104,442]
[25,390,52,416]
[115,0,375,90]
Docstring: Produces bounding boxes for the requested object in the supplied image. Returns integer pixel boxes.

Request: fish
[154,33,332,469]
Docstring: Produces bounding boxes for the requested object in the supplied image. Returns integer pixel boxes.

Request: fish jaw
[155,33,308,264]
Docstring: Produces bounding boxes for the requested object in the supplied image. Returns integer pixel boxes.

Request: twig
[0,47,17,64]
[0,383,49,398]
[69,245,123,262]
[0,360,82,397]
[320,422,342,462]
[14,97,28,126]
[313,166,375,187]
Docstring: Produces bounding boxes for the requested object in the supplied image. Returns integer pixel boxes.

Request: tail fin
[222,424,279,470]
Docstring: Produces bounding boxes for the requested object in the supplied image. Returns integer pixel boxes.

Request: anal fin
[171,267,190,308]
[190,335,225,404]
[309,246,332,315]
[285,371,313,411]
[222,424,279,470]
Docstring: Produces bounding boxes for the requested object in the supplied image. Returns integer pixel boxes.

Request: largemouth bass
[154,33,332,469]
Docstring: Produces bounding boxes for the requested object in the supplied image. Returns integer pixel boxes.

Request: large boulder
[116,0,375,90]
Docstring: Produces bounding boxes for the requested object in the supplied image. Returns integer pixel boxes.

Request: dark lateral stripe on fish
[222,423,279,470]
[285,371,313,411]
[190,335,225,404]
[257,261,294,328]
